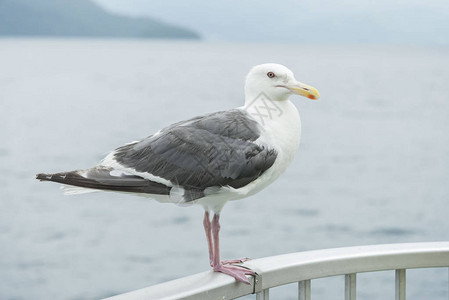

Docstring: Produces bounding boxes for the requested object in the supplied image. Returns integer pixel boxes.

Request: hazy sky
[93,0,449,44]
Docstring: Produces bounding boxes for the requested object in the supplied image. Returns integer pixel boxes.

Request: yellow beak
[287,82,320,100]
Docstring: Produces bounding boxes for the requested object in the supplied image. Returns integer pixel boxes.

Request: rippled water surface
[0,40,448,299]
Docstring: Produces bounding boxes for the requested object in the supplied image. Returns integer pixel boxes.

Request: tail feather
[36,167,171,195]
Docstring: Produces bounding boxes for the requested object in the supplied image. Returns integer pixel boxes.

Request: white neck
[244,89,289,107]
[241,96,301,160]
[242,94,297,126]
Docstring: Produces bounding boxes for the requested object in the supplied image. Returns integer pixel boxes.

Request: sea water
[0,39,448,299]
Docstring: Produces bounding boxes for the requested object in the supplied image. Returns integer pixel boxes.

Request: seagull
[36,63,320,284]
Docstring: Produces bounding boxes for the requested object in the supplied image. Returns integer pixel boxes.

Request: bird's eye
[267,72,276,78]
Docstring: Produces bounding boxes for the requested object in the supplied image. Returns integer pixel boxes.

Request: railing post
[345,273,356,300]
[395,269,406,300]
[298,280,311,300]
[256,289,269,300]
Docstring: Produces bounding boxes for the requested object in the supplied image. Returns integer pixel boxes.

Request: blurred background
[0,0,448,299]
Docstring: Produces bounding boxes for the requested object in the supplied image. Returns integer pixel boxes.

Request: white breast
[229,99,301,198]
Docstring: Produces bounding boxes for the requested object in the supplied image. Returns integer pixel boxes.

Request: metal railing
[105,242,449,300]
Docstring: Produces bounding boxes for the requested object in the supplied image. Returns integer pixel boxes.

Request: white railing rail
[105,242,449,300]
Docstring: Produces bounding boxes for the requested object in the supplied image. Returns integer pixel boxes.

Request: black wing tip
[36,172,69,182]
[36,168,172,195]
[36,173,51,181]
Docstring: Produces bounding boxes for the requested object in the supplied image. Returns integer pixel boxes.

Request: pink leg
[203,211,213,267]
[210,213,256,284]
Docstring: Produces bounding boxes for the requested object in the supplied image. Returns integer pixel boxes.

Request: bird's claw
[221,257,251,265]
[213,263,256,284]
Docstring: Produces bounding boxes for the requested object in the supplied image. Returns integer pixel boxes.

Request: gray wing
[113,109,277,200]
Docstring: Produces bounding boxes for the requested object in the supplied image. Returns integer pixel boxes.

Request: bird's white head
[244,63,320,103]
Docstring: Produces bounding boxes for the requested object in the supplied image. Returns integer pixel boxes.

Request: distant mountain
[94,0,449,45]
[0,0,199,39]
